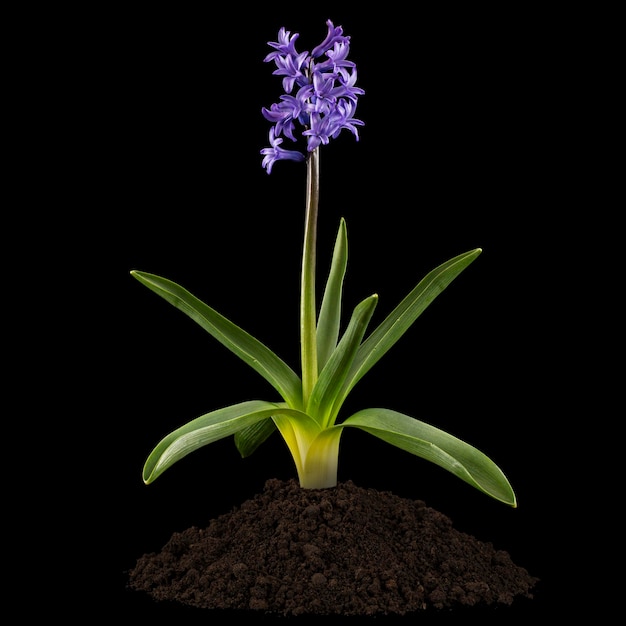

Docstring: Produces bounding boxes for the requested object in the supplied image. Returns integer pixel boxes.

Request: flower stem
[301,148,320,407]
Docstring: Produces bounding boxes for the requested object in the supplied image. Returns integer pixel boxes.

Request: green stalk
[301,147,320,408]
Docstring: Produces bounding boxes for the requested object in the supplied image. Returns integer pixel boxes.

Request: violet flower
[261,19,365,173]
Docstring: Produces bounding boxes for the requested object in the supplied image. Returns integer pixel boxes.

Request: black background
[80,4,606,621]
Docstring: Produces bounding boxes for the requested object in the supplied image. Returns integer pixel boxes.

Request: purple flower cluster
[260,19,365,174]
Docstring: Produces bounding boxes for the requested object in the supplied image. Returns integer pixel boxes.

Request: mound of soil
[127,478,539,616]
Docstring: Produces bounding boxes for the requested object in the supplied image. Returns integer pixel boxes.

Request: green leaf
[316,218,348,371]
[131,271,303,409]
[306,294,378,427]
[142,400,309,483]
[234,419,277,458]
[341,407,517,506]
[339,248,482,401]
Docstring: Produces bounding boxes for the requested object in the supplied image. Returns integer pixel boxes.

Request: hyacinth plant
[131,20,517,507]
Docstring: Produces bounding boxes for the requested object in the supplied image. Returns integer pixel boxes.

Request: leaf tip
[142,464,156,484]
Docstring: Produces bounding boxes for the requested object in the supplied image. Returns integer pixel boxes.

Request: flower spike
[260,20,364,172]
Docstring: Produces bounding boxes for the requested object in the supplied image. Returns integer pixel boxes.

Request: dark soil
[127,478,539,617]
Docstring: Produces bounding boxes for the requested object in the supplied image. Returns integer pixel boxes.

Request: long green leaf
[338,248,481,402]
[234,419,277,458]
[306,294,378,427]
[341,407,516,506]
[142,400,310,483]
[131,271,303,409]
[316,218,348,371]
